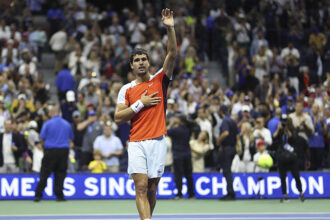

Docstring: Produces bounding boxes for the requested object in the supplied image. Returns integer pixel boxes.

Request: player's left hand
[162,8,174,27]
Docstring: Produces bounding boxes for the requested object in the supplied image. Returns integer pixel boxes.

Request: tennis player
[114,8,176,220]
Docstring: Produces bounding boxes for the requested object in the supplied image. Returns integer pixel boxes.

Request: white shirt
[49,31,67,51]
[93,134,123,166]
[2,133,15,164]
[128,22,146,44]
[253,127,272,146]
[289,112,314,141]
[198,118,214,149]
[280,47,300,60]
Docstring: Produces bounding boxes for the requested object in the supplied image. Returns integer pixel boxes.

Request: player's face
[130,54,150,76]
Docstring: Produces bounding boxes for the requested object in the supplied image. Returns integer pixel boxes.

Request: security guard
[34,105,74,201]
[217,105,238,200]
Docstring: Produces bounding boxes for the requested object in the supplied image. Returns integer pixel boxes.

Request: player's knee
[135,182,148,195]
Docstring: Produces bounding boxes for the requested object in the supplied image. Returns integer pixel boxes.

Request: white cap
[29,120,38,128]
[66,90,75,102]
[242,105,250,112]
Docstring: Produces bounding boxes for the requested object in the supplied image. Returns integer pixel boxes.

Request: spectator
[49,27,67,73]
[235,122,255,173]
[308,103,326,170]
[0,119,25,173]
[253,140,271,172]
[56,64,75,101]
[26,120,43,173]
[79,110,103,170]
[93,122,123,172]
[253,116,272,147]
[60,90,77,123]
[88,149,107,173]
[289,101,314,169]
[190,130,211,172]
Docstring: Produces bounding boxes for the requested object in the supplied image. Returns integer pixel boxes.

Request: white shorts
[127,135,167,179]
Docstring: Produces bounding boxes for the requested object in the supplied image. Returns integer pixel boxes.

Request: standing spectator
[128,15,146,47]
[79,110,103,170]
[253,116,273,147]
[60,90,77,123]
[47,3,64,35]
[56,64,75,101]
[0,96,10,132]
[93,122,123,172]
[190,130,210,173]
[167,115,195,199]
[250,31,269,58]
[252,46,269,83]
[49,27,67,73]
[216,105,238,200]
[308,103,326,170]
[289,101,314,169]
[0,119,25,173]
[26,121,43,173]
[235,122,255,172]
[34,106,74,202]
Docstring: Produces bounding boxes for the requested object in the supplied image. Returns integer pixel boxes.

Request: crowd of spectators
[0,0,329,174]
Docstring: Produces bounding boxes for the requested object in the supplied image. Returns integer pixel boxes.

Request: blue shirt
[40,116,74,149]
[56,69,75,92]
[267,117,281,135]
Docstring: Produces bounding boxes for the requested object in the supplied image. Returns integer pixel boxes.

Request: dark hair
[129,48,150,64]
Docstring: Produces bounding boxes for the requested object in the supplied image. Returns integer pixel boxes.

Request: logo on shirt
[148,83,153,88]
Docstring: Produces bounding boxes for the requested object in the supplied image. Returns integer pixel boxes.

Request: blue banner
[0,172,329,200]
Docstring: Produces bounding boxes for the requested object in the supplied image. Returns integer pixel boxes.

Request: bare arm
[162,8,177,79]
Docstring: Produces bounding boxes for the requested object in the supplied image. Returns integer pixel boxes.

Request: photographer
[274,116,307,202]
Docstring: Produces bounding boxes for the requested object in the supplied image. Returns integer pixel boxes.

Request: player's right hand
[141,90,161,107]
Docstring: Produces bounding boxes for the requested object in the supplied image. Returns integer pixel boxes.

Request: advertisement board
[0,172,329,200]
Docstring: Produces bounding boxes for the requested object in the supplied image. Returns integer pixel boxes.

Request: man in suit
[0,119,25,173]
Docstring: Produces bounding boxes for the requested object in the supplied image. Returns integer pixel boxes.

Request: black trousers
[310,148,324,170]
[218,146,236,195]
[173,157,194,197]
[278,152,302,195]
[35,148,69,199]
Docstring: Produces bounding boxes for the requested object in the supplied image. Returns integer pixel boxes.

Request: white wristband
[130,100,144,113]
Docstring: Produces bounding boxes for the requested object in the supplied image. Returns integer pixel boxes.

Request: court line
[1,213,330,220]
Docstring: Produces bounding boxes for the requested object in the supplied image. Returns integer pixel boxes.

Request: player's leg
[147,178,160,216]
[132,173,150,220]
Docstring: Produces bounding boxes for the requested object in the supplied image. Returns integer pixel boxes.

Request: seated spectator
[253,140,271,172]
[88,149,107,173]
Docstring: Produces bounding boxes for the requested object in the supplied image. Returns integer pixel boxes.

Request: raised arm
[162,8,177,79]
